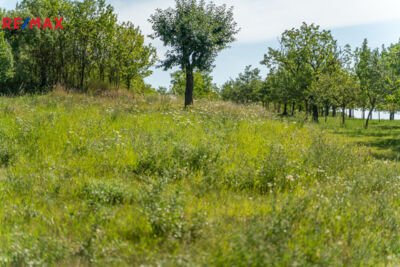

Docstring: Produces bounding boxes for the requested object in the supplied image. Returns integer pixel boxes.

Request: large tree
[149,0,239,107]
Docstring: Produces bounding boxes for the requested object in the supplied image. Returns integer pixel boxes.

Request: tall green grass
[0,92,399,266]
[318,115,400,161]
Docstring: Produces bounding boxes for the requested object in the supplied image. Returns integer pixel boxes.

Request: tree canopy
[150,0,239,106]
[0,0,156,94]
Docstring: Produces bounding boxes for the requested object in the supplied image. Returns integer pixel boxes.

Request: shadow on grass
[327,123,400,161]
[356,138,400,161]
[374,125,400,130]
[370,152,400,161]
[332,129,396,138]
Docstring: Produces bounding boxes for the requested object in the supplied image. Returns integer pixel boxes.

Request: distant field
[0,92,400,266]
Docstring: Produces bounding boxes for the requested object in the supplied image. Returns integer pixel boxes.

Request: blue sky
[1,0,400,89]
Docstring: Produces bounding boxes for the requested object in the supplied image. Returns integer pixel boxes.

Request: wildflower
[286,175,295,182]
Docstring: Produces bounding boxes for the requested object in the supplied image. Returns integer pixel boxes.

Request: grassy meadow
[0,92,400,266]
[319,117,400,161]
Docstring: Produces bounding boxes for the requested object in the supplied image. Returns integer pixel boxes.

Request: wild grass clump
[0,92,399,265]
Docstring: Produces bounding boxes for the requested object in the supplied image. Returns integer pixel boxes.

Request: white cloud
[112,0,400,43]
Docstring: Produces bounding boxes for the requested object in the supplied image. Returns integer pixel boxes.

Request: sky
[1,0,400,89]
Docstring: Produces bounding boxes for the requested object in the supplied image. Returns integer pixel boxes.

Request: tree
[0,32,14,85]
[1,0,157,94]
[355,39,387,128]
[112,22,156,90]
[70,0,105,91]
[149,0,239,107]
[265,68,298,115]
[171,70,218,99]
[313,70,359,124]
[5,0,69,92]
[382,42,400,120]
[220,66,263,104]
[262,23,339,122]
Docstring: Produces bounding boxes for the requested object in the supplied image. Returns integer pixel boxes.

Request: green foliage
[150,0,239,105]
[0,32,13,83]
[1,0,156,93]
[355,39,388,127]
[381,43,400,116]
[249,25,400,126]
[149,0,239,72]
[261,23,339,121]
[264,68,299,112]
[111,22,157,90]
[221,65,263,103]
[313,69,360,124]
[171,70,219,99]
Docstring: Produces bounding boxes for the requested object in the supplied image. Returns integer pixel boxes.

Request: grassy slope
[0,93,399,266]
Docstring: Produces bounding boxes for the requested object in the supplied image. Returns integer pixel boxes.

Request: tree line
[0,0,399,129]
[221,23,400,127]
[0,0,156,94]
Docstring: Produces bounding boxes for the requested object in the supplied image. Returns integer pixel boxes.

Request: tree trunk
[390,111,395,120]
[325,103,329,118]
[127,77,131,90]
[362,108,365,119]
[332,106,336,117]
[366,105,374,129]
[312,104,319,123]
[349,109,352,118]
[342,105,346,125]
[40,64,47,90]
[305,100,309,114]
[99,63,105,82]
[292,102,295,116]
[80,63,85,91]
[80,48,87,91]
[185,69,194,107]
[283,102,288,116]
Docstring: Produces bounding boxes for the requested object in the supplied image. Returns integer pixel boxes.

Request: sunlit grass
[319,115,400,160]
[0,93,399,266]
